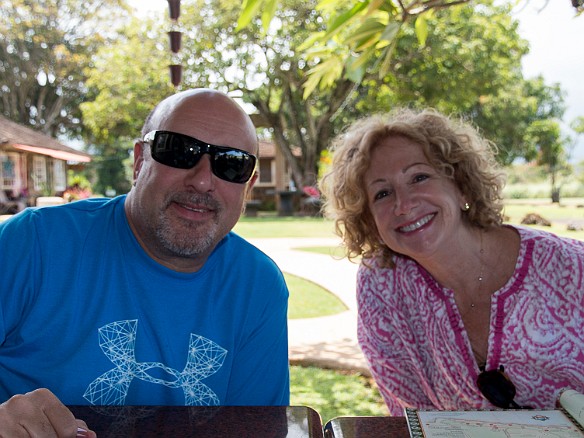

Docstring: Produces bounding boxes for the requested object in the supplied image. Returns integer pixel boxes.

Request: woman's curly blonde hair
[319,108,506,268]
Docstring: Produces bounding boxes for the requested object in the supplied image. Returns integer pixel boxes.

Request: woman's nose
[393,188,415,215]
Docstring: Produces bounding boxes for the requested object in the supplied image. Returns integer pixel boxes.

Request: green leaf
[343,17,387,50]
[322,2,369,40]
[344,53,367,83]
[303,69,324,99]
[348,45,377,71]
[236,0,264,31]
[379,20,400,43]
[297,31,327,52]
[303,56,343,98]
[261,0,279,32]
[414,14,428,46]
[378,41,398,78]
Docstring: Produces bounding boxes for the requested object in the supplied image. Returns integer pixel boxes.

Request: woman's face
[364,135,467,262]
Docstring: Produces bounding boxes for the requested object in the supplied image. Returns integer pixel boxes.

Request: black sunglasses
[143,130,257,184]
[477,365,532,409]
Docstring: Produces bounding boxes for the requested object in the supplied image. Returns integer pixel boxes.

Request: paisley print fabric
[357,226,584,416]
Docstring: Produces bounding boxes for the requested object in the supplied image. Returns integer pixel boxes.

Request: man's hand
[0,388,96,437]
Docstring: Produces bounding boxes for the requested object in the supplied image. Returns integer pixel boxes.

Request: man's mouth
[176,202,212,213]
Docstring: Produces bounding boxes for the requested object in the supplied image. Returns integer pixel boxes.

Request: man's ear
[133,141,146,182]
[245,172,259,197]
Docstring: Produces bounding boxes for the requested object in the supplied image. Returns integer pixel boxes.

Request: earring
[463,202,470,211]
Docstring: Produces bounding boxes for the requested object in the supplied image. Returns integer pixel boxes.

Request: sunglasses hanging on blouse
[477,365,533,410]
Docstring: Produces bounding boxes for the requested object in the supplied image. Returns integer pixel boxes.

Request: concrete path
[249,238,371,376]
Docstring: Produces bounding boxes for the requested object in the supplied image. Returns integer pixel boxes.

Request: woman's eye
[412,174,429,183]
[374,190,391,201]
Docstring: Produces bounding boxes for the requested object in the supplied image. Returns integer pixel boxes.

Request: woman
[319,108,584,416]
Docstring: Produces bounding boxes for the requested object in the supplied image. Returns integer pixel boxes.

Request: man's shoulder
[3,196,125,234]
[219,233,284,274]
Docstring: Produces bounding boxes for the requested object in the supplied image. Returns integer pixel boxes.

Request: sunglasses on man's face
[143,130,257,184]
[477,365,532,409]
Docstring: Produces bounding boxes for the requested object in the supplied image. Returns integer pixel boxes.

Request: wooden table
[324,416,410,438]
[68,405,324,437]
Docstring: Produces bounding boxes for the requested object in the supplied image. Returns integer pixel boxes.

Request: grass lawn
[503,199,584,240]
[235,199,584,242]
[286,273,384,422]
[290,366,388,424]
[286,273,347,319]
[234,215,337,238]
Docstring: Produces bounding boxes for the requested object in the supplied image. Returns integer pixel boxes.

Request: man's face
[128,91,257,271]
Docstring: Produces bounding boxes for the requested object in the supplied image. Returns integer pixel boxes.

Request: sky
[514,1,583,161]
[131,0,583,160]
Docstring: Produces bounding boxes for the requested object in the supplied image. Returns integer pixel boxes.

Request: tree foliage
[0,0,130,137]
[80,16,174,195]
[172,0,358,187]
[4,0,569,196]
[239,0,474,96]
[572,117,584,135]
[241,0,582,95]
[527,119,571,202]
[161,0,562,189]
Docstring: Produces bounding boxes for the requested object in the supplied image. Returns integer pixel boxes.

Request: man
[0,89,290,435]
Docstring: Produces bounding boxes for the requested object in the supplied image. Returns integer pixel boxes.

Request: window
[32,155,47,191]
[259,158,273,184]
[53,160,66,191]
[0,153,20,190]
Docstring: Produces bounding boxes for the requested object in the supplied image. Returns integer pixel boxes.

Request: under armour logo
[84,320,227,406]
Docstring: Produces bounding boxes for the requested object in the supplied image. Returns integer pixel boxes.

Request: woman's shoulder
[357,254,424,285]
[513,224,584,254]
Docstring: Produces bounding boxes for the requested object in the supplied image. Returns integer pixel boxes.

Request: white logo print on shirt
[83,320,227,405]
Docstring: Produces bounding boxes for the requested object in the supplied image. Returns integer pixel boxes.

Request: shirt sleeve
[0,211,41,346]
[356,262,435,416]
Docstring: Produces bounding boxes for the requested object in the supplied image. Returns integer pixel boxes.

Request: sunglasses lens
[477,368,516,408]
[213,149,256,183]
[151,132,202,169]
[148,131,256,183]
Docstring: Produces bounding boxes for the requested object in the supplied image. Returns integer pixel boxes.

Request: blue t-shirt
[0,196,289,406]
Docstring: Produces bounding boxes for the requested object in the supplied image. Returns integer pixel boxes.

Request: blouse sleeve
[356,262,436,416]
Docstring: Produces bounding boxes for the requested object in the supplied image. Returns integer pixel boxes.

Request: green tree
[240,0,582,95]
[472,77,566,165]
[239,0,472,96]
[572,116,584,135]
[0,0,130,137]
[80,17,174,194]
[310,3,566,166]
[527,119,571,202]
[174,0,547,188]
[174,0,356,187]
[78,0,568,195]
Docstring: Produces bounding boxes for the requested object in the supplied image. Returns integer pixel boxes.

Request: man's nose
[185,154,215,192]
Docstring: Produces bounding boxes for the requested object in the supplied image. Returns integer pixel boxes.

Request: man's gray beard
[155,216,218,257]
[154,193,221,258]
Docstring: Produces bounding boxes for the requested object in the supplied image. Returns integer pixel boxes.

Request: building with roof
[0,115,91,211]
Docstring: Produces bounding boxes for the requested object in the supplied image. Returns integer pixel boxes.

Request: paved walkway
[249,238,371,376]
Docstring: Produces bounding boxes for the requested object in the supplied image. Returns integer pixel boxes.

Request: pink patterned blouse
[357,226,584,416]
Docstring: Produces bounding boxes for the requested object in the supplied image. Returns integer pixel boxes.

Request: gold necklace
[470,231,485,309]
